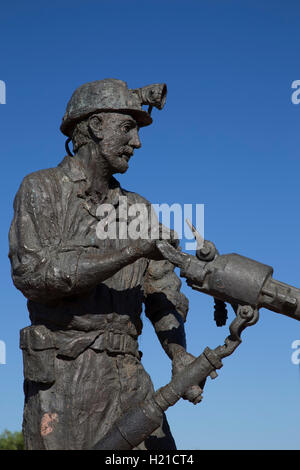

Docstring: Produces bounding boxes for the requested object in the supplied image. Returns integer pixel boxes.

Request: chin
[117,156,130,173]
[106,154,129,175]
[113,162,129,174]
[118,165,129,174]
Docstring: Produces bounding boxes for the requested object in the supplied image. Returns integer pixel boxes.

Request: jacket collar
[58,155,87,182]
[58,155,123,205]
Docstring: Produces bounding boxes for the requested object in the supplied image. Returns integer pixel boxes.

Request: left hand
[172,351,205,405]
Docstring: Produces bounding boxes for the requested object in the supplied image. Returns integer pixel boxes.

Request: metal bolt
[239,305,253,320]
[200,245,210,257]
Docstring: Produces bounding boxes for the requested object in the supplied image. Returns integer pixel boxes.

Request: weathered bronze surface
[9,79,203,450]
[9,79,300,451]
[93,238,300,450]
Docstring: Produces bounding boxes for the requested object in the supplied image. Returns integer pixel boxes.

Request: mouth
[122,149,133,162]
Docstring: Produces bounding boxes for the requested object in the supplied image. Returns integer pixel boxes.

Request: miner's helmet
[60,78,167,138]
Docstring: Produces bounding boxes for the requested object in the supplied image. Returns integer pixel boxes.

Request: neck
[74,143,112,195]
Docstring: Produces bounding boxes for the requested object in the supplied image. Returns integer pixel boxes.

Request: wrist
[169,344,187,361]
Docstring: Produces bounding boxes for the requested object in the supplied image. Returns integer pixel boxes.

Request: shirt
[9,155,188,348]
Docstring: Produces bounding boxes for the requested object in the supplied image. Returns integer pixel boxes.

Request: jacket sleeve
[143,258,189,322]
[9,173,83,302]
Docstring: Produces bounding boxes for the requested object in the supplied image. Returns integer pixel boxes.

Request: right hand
[172,351,206,405]
[129,224,179,260]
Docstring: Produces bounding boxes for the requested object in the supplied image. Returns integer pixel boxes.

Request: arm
[144,258,204,404]
[144,260,188,359]
[9,174,143,302]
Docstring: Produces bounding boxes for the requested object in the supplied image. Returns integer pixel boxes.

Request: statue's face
[95,112,141,174]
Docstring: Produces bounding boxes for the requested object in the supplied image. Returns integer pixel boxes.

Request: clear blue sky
[0,0,300,450]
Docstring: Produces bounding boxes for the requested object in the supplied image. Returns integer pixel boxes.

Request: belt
[90,331,140,358]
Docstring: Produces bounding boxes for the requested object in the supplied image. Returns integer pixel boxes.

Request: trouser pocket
[20,325,56,384]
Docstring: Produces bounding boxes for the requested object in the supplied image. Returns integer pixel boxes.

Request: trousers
[22,347,176,450]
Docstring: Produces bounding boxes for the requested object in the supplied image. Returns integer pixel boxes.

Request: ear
[88,114,103,139]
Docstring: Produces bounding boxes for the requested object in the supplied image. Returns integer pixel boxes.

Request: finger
[192,395,203,405]
[184,391,203,404]
[156,240,185,266]
[183,385,203,404]
[170,236,179,249]
[159,224,171,240]
[169,229,179,247]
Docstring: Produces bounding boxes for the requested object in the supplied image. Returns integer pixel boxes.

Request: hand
[172,351,205,405]
[158,225,179,249]
[155,239,187,267]
[148,225,180,260]
[128,224,180,261]
[129,237,162,260]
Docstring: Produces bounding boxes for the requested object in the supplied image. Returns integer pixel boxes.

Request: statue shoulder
[14,166,60,209]
[121,188,151,207]
[19,166,58,189]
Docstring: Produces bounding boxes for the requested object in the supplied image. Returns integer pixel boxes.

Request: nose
[129,128,141,149]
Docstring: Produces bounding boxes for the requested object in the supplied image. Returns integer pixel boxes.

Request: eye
[121,122,135,133]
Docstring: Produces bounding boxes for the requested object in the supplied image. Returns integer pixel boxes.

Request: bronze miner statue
[9,79,204,450]
[10,79,300,451]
